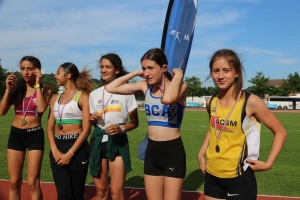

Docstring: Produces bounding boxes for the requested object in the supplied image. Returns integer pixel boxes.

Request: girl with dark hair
[89,53,139,200]
[47,62,94,200]
[106,48,188,200]
[198,49,286,200]
[0,56,52,200]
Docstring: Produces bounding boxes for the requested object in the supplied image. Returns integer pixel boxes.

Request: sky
[0,0,299,88]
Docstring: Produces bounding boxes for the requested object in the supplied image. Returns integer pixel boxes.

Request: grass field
[0,109,299,197]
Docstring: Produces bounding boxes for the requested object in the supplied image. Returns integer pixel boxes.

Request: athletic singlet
[144,85,184,128]
[15,91,42,117]
[53,91,82,124]
[206,91,261,178]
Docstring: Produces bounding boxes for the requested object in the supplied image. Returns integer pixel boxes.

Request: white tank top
[53,91,82,124]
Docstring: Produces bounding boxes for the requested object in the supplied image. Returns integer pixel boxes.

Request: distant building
[268,79,283,87]
[267,79,300,96]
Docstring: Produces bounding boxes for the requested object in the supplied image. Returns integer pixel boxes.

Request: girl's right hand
[198,153,206,174]
[90,112,103,122]
[52,149,63,162]
[6,73,16,91]
[135,70,145,79]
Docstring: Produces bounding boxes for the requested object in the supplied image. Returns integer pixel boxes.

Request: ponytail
[75,67,96,93]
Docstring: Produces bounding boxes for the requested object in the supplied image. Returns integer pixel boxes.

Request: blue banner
[161,0,198,76]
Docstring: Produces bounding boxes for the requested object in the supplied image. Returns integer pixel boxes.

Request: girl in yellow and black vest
[198,49,287,200]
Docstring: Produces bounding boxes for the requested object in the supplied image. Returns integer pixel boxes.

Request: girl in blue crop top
[106,48,188,200]
[0,56,52,200]
[47,62,95,200]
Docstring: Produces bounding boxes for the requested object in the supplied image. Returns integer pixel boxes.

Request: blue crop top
[144,85,184,128]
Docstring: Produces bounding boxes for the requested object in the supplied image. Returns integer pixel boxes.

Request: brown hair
[209,49,245,99]
[60,62,95,93]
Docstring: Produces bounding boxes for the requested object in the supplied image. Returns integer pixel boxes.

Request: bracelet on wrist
[69,149,74,156]
[34,84,40,89]
[6,89,13,92]
[117,124,126,132]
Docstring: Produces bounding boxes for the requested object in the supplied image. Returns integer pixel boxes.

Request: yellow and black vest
[206,91,261,178]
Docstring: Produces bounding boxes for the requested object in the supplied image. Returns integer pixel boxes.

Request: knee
[10,179,22,191]
[96,187,109,199]
[110,188,124,200]
[27,179,40,191]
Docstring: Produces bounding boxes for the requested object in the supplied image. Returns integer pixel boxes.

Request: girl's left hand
[247,159,272,172]
[172,68,183,76]
[34,68,42,84]
[105,124,121,136]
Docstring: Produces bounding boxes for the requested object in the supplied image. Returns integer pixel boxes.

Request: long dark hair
[99,53,128,85]
[141,48,172,80]
[209,49,245,99]
[60,62,95,93]
[10,56,41,106]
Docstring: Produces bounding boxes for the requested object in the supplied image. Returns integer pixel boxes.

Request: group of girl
[0,48,286,200]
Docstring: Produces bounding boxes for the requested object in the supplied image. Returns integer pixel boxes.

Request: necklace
[98,87,112,125]
[21,89,37,125]
[214,90,242,153]
[57,89,78,130]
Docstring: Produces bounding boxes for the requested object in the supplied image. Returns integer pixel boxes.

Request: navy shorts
[144,137,186,178]
[7,126,45,151]
[204,167,257,200]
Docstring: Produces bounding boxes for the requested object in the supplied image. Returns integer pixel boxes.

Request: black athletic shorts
[89,138,121,159]
[204,167,257,200]
[7,125,44,151]
[144,137,186,178]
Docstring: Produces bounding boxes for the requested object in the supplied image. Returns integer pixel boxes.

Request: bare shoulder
[50,93,59,101]
[247,93,265,107]
[49,94,59,106]
[138,80,148,93]
[246,93,269,118]
[79,91,89,100]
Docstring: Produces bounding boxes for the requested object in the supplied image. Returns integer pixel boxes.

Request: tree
[206,86,219,95]
[42,73,59,94]
[247,71,271,98]
[184,76,202,101]
[284,72,300,95]
[0,65,7,98]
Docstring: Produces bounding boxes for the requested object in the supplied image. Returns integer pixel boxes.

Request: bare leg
[93,158,109,200]
[144,174,164,200]
[7,149,25,200]
[27,150,44,200]
[109,156,126,200]
[164,176,184,200]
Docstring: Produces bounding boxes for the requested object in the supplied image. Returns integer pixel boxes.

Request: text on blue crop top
[144,85,184,128]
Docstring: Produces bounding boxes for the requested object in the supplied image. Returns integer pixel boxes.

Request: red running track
[0,180,299,200]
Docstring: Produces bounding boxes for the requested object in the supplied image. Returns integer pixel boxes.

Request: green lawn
[0,109,299,197]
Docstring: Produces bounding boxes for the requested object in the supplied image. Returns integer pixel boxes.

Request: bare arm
[105,70,145,95]
[0,73,16,115]
[162,68,187,105]
[47,95,62,161]
[198,129,210,174]
[36,85,52,113]
[246,94,287,171]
